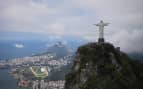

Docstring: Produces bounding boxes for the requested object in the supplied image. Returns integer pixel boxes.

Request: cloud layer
[0,0,143,53]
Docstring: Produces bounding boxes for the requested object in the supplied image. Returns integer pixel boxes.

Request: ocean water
[0,39,85,60]
[0,69,27,89]
[0,40,48,89]
[0,40,48,60]
[0,38,85,89]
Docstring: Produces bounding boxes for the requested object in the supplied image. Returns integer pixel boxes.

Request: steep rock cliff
[65,42,143,89]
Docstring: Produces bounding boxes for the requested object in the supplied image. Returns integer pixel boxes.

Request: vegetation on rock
[65,42,143,89]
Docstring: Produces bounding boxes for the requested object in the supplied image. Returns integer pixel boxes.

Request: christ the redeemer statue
[94,20,109,43]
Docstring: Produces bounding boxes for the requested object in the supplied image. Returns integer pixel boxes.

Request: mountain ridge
[65,42,143,89]
[33,42,74,59]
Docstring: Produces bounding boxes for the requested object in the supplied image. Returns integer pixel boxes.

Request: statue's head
[100,20,103,23]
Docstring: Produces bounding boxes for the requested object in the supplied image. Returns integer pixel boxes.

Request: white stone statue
[94,20,109,39]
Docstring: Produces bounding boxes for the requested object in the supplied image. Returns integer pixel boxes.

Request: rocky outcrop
[65,42,143,89]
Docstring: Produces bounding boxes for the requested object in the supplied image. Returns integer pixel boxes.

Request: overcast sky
[0,0,143,53]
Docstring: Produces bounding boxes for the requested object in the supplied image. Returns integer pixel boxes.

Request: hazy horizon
[0,0,143,54]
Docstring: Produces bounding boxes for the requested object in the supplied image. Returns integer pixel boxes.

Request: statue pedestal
[98,38,104,43]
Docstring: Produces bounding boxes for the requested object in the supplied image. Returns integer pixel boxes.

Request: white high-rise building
[40,80,45,89]
[32,80,39,89]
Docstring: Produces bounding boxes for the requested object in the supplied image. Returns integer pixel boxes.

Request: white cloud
[0,0,143,53]
[15,43,24,48]
[72,0,143,53]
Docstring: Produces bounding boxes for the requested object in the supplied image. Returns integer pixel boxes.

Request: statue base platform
[98,38,104,43]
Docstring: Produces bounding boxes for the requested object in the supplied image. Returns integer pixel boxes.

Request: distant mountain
[34,42,74,59]
[65,42,143,89]
[46,42,73,58]
[0,36,87,59]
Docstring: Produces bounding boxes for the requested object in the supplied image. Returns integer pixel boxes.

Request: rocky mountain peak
[65,42,143,89]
